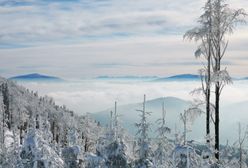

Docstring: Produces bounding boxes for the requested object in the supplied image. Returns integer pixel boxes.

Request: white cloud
[19,79,248,113]
[0,0,247,78]
[0,0,246,46]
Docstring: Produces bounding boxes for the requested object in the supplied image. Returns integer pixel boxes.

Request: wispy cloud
[0,0,247,77]
[0,0,246,47]
[0,0,210,47]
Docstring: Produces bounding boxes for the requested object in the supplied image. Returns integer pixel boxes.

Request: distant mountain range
[9,73,248,82]
[97,74,248,82]
[154,74,201,82]
[237,77,248,80]
[9,73,64,82]
[96,74,201,82]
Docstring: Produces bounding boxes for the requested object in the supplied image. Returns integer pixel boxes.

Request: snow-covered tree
[172,103,203,168]
[134,95,153,167]
[180,103,204,145]
[219,141,241,168]
[105,102,120,144]
[0,94,4,152]
[172,145,201,168]
[41,112,53,144]
[210,0,246,160]
[184,0,214,144]
[154,101,172,167]
[185,0,246,161]
[67,113,79,147]
[82,113,95,153]
[0,83,10,130]
[97,102,129,167]
[235,123,248,168]
[21,128,64,168]
[104,140,128,167]
[0,93,7,167]
[61,146,81,168]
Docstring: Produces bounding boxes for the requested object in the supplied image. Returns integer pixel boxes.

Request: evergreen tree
[154,101,172,167]
[135,95,153,167]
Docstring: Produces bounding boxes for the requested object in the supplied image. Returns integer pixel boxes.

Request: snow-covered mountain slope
[92,96,248,143]
[0,77,105,167]
[92,97,191,137]
[0,76,102,140]
[0,76,247,167]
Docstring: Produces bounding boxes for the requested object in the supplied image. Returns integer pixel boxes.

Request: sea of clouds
[17,79,248,143]
[17,79,248,113]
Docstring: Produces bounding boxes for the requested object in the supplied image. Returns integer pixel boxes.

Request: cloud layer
[0,0,203,46]
[15,79,248,143]
[20,79,248,113]
[0,0,246,46]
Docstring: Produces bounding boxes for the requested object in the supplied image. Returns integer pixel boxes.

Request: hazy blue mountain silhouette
[154,74,201,82]
[9,73,63,82]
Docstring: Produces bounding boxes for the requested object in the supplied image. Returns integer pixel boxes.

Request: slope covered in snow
[0,76,247,168]
[0,77,107,167]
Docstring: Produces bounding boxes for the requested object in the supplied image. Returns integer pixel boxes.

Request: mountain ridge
[9,73,63,82]
[154,74,201,82]
[92,96,191,136]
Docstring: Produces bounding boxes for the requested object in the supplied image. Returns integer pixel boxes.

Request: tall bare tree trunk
[206,0,212,143]
[215,84,220,160]
[214,0,221,161]
[206,81,210,143]
[214,46,221,161]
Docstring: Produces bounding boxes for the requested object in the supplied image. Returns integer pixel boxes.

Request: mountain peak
[154,74,200,82]
[168,74,200,79]
[9,73,63,81]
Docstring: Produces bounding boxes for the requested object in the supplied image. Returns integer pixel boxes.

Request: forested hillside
[0,77,132,167]
[0,77,247,168]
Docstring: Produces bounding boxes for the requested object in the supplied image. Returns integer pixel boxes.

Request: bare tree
[184,0,213,145]
[210,0,246,160]
[185,0,246,161]
[180,103,204,145]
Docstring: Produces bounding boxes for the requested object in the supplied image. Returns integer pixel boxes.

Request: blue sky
[0,0,247,78]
